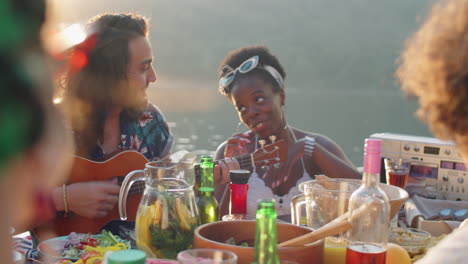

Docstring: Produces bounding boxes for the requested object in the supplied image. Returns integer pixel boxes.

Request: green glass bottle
[252,199,280,264]
[196,155,219,224]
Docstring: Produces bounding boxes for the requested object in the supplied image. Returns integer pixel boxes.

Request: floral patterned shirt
[89,104,173,161]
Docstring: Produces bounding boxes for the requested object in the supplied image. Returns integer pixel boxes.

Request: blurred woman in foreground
[396,0,468,262]
[0,1,72,263]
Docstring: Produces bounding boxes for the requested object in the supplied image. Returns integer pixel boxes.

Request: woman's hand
[274,137,310,180]
[214,157,241,185]
[66,179,121,218]
[223,132,251,158]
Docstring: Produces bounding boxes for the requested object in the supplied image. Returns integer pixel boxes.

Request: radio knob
[443,175,449,181]
[404,144,410,151]
[414,146,420,152]
[445,149,452,155]
[458,177,464,184]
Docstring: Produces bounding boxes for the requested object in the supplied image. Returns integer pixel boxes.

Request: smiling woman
[214,45,361,219]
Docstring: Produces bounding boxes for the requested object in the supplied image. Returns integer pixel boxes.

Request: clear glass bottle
[252,199,280,264]
[345,138,390,264]
[196,155,219,224]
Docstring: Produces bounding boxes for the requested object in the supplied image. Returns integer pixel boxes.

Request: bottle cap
[364,138,381,154]
[201,155,214,162]
[363,138,382,174]
[107,250,146,264]
[256,199,276,210]
[230,169,251,184]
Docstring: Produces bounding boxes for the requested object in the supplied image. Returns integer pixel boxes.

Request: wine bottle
[252,199,280,264]
[345,138,390,264]
[196,155,219,224]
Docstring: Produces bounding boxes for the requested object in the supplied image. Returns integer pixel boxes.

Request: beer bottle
[196,155,219,224]
[252,199,280,264]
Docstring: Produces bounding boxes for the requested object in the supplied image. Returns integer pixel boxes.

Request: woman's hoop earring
[235,121,243,133]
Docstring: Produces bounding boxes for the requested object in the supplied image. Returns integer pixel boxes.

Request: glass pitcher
[291,178,360,264]
[291,178,360,229]
[118,151,200,259]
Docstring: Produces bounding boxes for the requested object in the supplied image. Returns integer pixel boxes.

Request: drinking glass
[177,249,238,264]
[384,158,409,189]
[384,158,410,227]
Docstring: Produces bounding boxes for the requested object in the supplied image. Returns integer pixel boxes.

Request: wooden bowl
[193,220,323,264]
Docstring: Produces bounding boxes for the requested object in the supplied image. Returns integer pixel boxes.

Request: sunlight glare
[45,23,87,56]
[59,24,87,50]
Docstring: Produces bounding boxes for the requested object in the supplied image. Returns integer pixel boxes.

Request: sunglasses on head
[219,55,284,95]
[219,56,259,90]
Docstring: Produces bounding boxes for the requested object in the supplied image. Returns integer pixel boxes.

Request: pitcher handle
[290,193,306,225]
[119,170,145,220]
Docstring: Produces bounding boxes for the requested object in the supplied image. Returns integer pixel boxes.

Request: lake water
[51,0,436,165]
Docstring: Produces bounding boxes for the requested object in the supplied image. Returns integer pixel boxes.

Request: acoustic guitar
[50,140,287,236]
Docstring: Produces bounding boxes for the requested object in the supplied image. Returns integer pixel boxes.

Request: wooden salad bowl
[193,220,324,264]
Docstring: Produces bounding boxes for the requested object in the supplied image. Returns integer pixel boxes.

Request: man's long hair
[59,13,149,156]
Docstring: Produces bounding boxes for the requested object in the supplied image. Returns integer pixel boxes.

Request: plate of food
[38,230,131,263]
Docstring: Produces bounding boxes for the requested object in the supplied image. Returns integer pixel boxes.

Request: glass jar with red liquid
[222,169,250,221]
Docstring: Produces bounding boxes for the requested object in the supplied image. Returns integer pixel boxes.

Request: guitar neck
[232,155,254,171]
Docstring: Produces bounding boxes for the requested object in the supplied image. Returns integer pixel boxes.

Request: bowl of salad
[38,230,131,263]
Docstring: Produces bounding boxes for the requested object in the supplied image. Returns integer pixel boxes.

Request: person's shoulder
[215,141,227,159]
[416,226,468,263]
[141,104,168,120]
[293,128,337,146]
[143,103,163,115]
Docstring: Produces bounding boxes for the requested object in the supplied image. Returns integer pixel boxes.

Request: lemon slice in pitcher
[175,198,193,231]
[152,199,163,225]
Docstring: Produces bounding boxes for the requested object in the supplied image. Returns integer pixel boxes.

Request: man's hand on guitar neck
[54,179,121,218]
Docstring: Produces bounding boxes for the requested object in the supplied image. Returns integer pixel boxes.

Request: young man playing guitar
[43,13,240,236]
[45,13,171,235]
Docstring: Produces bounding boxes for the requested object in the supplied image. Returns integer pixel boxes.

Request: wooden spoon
[278,219,351,247]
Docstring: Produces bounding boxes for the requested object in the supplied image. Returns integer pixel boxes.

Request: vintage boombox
[370,133,467,201]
